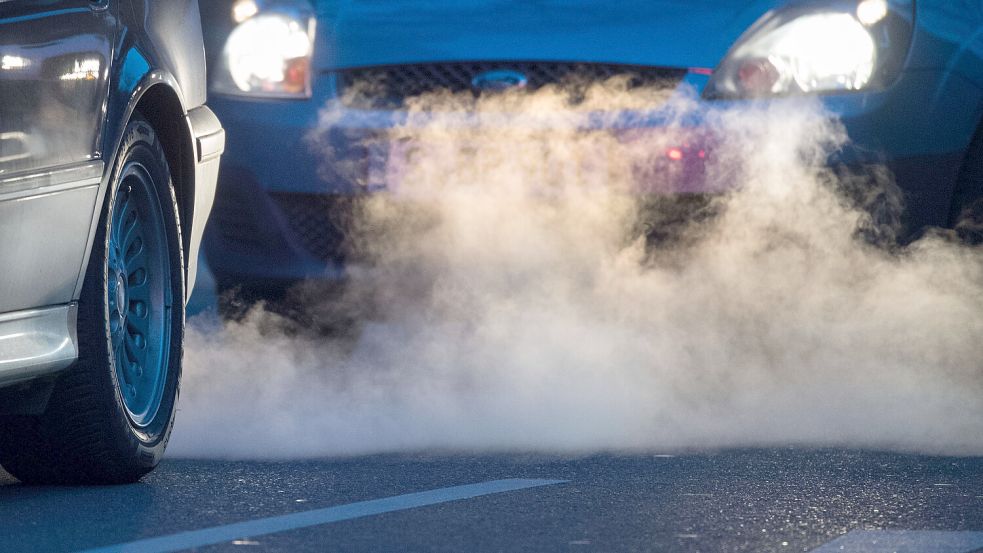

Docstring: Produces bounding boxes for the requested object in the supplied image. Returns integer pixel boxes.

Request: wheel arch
[132,83,196,272]
[75,71,198,301]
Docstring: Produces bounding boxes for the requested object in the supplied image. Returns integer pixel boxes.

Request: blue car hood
[315,0,786,71]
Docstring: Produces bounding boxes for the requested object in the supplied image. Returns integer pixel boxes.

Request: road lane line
[75,478,567,553]
[809,530,983,553]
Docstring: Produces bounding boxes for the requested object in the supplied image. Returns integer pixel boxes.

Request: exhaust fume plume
[169,83,983,459]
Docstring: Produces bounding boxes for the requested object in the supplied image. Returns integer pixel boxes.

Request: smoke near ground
[169,83,983,459]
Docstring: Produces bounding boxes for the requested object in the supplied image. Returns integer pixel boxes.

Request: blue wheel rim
[108,162,172,428]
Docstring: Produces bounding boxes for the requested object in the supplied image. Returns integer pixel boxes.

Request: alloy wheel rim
[108,162,172,428]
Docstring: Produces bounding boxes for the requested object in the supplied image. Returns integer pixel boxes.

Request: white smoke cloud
[169,83,983,459]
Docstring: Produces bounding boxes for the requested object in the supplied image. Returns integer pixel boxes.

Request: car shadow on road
[0,468,159,552]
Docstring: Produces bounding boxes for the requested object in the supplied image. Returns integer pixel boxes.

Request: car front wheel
[0,115,185,485]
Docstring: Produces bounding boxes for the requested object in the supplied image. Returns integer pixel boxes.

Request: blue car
[201,0,983,301]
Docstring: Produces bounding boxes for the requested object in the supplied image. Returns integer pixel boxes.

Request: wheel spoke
[114,193,135,244]
[111,321,124,349]
[126,309,151,341]
[127,269,151,303]
[120,212,140,254]
[128,298,149,319]
[114,340,131,384]
[107,161,172,428]
[125,235,147,267]
[124,329,146,369]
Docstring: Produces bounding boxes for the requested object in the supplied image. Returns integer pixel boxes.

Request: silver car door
[0,0,116,313]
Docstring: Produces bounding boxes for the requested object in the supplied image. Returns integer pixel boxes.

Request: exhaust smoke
[169,83,983,459]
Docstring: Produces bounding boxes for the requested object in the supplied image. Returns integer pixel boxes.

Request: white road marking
[810,530,983,553]
[75,478,567,553]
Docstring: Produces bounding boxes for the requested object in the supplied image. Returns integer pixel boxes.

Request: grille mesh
[272,193,356,263]
[335,61,687,109]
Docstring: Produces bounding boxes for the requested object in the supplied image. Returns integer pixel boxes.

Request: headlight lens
[212,1,316,99]
[705,0,913,99]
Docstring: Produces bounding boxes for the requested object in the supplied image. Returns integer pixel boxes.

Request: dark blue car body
[201,0,983,292]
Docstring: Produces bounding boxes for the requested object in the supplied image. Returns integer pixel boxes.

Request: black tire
[0,115,185,485]
[949,124,983,245]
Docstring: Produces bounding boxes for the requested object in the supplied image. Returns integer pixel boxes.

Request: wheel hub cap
[115,273,127,319]
[108,166,173,429]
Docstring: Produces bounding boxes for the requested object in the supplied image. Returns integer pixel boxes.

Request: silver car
[0,1,223,484]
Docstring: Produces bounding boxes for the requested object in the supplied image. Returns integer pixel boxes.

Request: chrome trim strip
[0,304,78,387]
[0,161,104,200]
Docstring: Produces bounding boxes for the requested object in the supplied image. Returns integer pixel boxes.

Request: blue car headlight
[211,0,316,99]
[705,0,913,99]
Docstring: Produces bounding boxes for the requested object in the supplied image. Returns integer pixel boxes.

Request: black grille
[272,193,356,263]
[335,61,687,109]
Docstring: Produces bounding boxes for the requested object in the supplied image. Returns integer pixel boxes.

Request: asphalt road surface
[7,266,976,552]
[3,449,982,552]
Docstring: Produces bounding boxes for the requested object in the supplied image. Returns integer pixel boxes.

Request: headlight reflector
[706,1,913,100]
[232,0,260,24]
[856,0,889,25]
[213,3,316,99]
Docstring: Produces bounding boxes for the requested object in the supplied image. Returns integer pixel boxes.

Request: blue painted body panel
[312,0,784,71]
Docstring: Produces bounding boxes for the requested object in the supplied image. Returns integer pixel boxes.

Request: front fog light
[212,2,316,99]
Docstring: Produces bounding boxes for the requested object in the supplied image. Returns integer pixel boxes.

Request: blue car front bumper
[204,67,981,289]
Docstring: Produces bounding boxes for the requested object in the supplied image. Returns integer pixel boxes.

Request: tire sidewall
[89,117,185,464]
